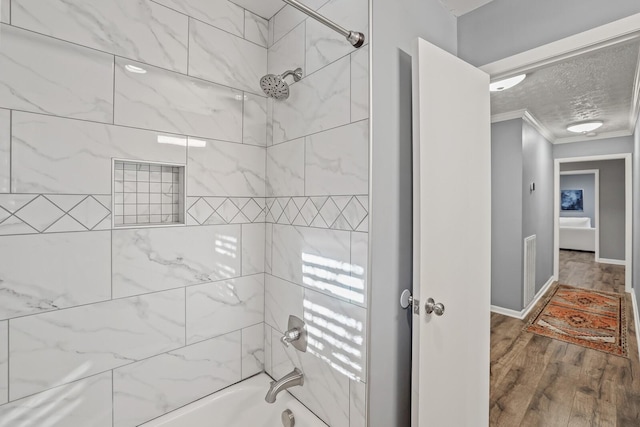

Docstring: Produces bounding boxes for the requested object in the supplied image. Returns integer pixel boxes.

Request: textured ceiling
[230,0,283,19]
[491,40,640,141]
[438,0,495,16]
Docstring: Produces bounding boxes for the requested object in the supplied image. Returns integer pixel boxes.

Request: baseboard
[598,258,626,266]
[490,305,524,319]
[631,291,640,362]
[491,276,555,320]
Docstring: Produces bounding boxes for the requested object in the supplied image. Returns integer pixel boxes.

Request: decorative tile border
[0,194,111,235]
[266,196,368,232]
[186,197,266,225]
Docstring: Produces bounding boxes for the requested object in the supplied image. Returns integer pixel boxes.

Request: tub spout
[265,368,304,403]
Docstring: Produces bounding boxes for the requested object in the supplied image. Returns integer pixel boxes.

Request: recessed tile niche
[113,160,185,227]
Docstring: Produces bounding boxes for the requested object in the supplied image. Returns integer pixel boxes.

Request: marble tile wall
[264,0,369,426]
[0,0,269,425]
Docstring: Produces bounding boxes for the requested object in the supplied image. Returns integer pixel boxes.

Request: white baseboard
[598,258,626,266]
[490,305,524,319]
[491,276,555,320]
[631,291,640,362]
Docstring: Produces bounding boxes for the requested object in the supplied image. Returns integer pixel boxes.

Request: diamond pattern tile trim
[265,195,368,231]
[0,194,111,235]
[186,197,266,225]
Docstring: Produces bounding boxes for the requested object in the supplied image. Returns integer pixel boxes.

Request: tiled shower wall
[263,0,369,426]
[0,0,269,425]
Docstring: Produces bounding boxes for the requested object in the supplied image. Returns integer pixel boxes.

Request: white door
[411,38,491,426]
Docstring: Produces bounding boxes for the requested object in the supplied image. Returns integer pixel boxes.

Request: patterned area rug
[524,284,628,357]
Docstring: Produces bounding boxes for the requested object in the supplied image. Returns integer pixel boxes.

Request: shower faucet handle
[281,328,301,347]
[280,315,308,352]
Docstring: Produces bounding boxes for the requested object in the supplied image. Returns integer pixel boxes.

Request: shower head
[260,68,303,100]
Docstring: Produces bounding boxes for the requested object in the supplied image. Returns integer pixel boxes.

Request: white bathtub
[141,374,327,427]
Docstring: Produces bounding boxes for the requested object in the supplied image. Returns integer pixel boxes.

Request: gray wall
[561,160,626,260]
[560,174,596,225]
[458,0,640,66]
[553,135,634,159]
[368,0,456,425]
[633,118,640,303]
[491,119,523,311]
[491,120,554,311]
[522,122,555,293]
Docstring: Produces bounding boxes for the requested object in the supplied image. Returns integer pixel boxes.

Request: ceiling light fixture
[125,64,147,74]
[566,121,603,133]
[489,74,526,92]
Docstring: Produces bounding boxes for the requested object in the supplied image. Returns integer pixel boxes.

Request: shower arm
[282,0,365,48]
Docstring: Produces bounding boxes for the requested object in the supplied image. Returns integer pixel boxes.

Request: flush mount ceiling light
[489,74,526,92]
[125,64,147,74]
[566,121,603,133]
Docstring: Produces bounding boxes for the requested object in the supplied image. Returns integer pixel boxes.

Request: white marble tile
[265,222,273,274]
[272,329,350,427]
[11,112,186,194]
[264,324,272,375]
[12,0,188,73]
[114,333,241,427]
[154,0,244,37]
[305,0,368,74]
[265,274,303,333]
[351,45,369,122]
[305,120,369,196]
[186,274,264,344]
[350,232,368,307]
[241,323,264,379]
[114,58,243,142]
[242,223,265,275]
[272,0,328,44]
[272,224,352,301]
[272,55,350,144]
[0,109,9,193]
[0,321,6,404]
[187,138,266,197]
[0,232,111,320]
[188,19,267,94]
[113,225,242,298]
[0,0,8,24]
[9,289,185,400]
[0,24,113,122]
[303,288,367,381]
[243,93,267,146]
[244,11,269,47]
[267,138,305,197]
[350,379,366,427]
[268,23,305,77]
[0,372,112,427]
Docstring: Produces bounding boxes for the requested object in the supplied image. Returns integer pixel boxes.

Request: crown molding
[490,109,555,143]
[630,41,640,132]
[554,129,632,145]
[522,111,555,143]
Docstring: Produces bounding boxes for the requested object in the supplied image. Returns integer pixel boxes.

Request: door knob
[425,298,445,316]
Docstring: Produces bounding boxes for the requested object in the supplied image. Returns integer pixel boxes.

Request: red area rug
[524,285,628,357]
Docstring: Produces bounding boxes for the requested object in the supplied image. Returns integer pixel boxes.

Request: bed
[559,217,596,252]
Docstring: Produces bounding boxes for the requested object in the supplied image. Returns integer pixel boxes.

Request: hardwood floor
[490,250,640,426]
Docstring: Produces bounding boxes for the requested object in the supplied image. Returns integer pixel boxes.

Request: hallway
[490,250,640,426]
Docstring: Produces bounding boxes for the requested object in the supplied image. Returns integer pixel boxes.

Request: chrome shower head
[260,68,303,100]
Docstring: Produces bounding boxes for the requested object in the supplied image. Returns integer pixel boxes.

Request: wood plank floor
[490,250,640,426]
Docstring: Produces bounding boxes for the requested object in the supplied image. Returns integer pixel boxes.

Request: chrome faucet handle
[280,328,301,347]
[280,315,308,352]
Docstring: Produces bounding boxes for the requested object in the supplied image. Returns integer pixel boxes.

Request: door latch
[400,290,420,314]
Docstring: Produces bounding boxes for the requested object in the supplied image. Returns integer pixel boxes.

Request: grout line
[8,109,11,194]
[111,55,116,124]
[1,272,265,323]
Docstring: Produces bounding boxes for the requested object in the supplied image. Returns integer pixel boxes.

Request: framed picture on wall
[561,189,584,211]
